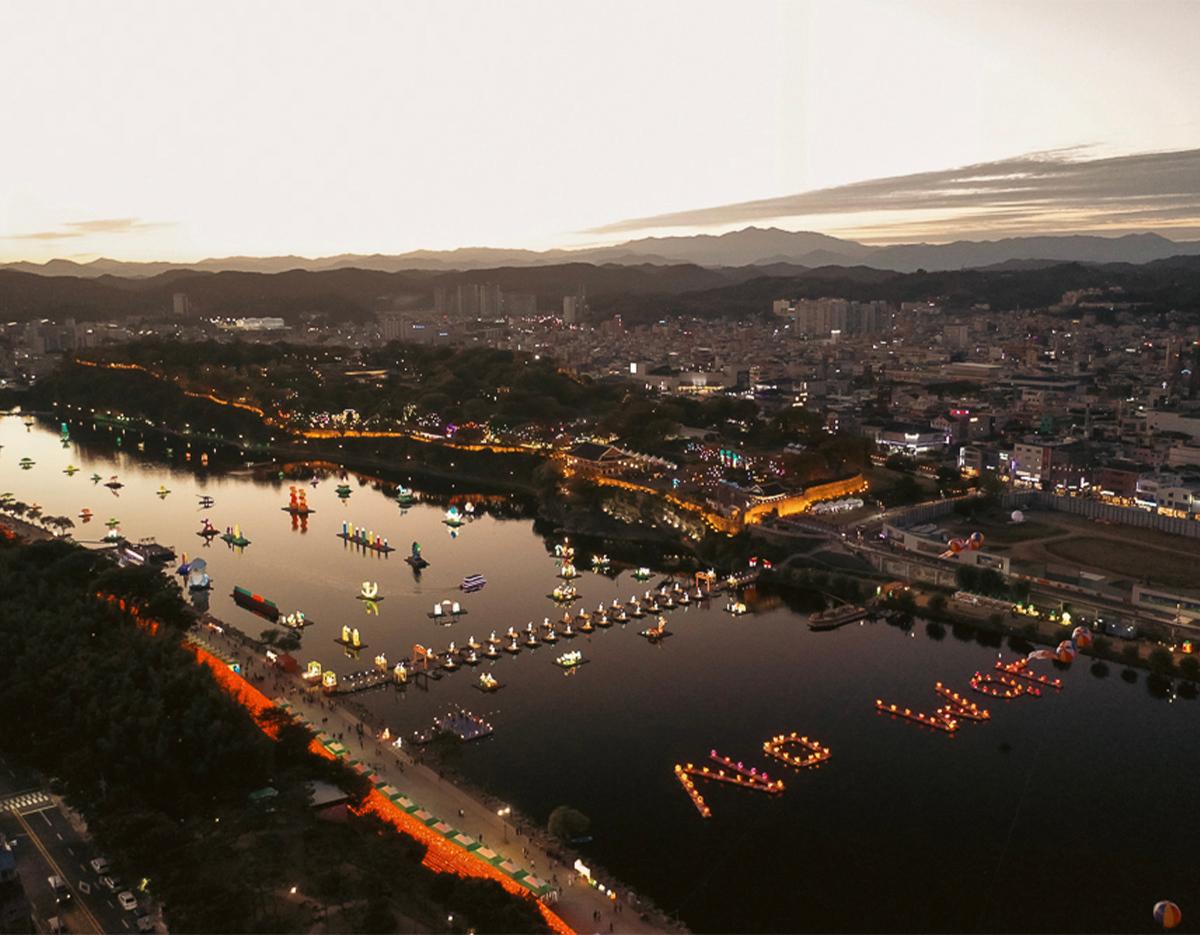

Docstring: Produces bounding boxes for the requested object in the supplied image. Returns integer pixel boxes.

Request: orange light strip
[933,682,991,720]
[184,643,574,934]
[874,699,958,732]
[762,732,834,765]
[996,658,1063,689]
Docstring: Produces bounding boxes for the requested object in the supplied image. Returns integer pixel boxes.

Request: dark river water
[3,415,1195,933]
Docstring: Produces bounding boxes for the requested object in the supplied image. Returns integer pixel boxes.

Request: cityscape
[2,2,1199,934]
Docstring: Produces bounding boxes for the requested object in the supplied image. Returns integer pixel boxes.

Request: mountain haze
[4,228,1200,279]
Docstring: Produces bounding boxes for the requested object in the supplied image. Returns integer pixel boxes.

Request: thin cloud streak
[588,148,1200,242]
[1,217,170,241]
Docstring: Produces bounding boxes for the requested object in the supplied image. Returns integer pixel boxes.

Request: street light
[496,805,511,842]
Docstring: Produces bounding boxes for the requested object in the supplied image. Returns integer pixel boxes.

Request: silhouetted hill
[591,260,1200,322]
[4,257,1200,325]
[0,263,769,322]
[7,227,1200,278]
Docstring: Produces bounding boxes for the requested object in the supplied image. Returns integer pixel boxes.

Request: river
[2,414,1196,933]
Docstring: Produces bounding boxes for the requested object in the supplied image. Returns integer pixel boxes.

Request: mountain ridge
[6,227,1200,278]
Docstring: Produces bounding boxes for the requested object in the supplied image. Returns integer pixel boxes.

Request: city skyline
[3,0,1200,263]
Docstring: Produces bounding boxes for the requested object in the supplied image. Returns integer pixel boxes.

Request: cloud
[586,147,1200,242]
[1,217,170,241]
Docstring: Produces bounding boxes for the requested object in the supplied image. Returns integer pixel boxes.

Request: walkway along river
[3,415,1199,933]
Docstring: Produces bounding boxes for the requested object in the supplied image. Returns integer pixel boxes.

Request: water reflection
[4,414,1199,934]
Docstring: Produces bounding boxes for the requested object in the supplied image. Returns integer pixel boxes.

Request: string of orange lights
[707,750,782,789]
[762,732,833,767]
[873,699,959,732]
[970,670,1040,698]
[995,658,1063,689]
[933,682,991,720]
[184,642,574,935]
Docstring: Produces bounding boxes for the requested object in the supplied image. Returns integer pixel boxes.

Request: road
[0,757,139,935]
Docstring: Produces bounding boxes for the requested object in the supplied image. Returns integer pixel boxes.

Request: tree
[1147,647,1175,676]
[928,593,948,615]
[547,805,590,842]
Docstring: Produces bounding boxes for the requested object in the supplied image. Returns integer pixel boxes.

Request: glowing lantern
[1153,901,1182,930]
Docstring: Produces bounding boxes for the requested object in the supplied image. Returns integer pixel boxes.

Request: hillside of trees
[0,538,545,933]
[5,256,1200,325]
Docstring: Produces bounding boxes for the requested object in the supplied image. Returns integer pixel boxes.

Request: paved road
[0,756,139,934]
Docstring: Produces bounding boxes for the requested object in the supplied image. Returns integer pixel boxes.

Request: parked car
[48,875,71,904]
[133,906,154,932]
[89,857,110,875]
[117,891,138,911]
[99,875,121,893]
[47,917,66,934]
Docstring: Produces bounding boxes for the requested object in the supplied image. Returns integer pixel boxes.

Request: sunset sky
[2,0,1198,262]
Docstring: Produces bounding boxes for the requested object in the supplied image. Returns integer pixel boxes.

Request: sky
[2,0,1199,262]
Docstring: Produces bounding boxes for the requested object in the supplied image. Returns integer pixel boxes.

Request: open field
[941,507,1200,593]
[944,514,1062,546]
[1041,536,1198,590]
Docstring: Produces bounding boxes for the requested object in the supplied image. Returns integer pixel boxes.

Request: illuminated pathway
[189,629,673,934]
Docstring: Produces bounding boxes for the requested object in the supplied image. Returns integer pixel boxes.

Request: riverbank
[895,588,1200,687]
[0,513,54,542]
[193,614,683,935]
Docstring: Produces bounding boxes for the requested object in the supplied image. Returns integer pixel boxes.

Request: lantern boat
[808,604,869,631]
[640,616,672,642]
[405,541,429,568]
[548,583,579,604]
[475,672,502,693]
[186,558,211,592]
[221,524,251,547]
[282,486,315,516]
[334,625,366,649]
[337,521,393,553]
[428,600,466,619]
[232,586,280,620]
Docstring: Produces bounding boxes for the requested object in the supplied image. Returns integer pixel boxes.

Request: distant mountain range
[5,228,1200,278]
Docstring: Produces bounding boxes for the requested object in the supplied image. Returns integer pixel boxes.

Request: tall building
[434,283,502,317]
[562,285,588,325]
[172,292,190,317]
[780,297,893,337]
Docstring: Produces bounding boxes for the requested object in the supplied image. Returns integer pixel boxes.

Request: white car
[117,891,138,911]
[89,857,110,875]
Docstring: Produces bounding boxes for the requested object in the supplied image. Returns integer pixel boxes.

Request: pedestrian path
[277,698,554,896]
